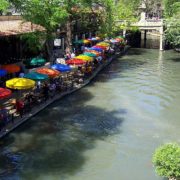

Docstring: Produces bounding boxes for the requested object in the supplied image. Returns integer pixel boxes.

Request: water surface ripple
[0,48,180,180]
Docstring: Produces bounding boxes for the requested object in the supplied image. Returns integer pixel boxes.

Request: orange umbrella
[0,88,12,99]
[36,68,60,78]
[66,59,86,66]
[2,64,20,73]
[115,38,124,42]
[84,50,101,56]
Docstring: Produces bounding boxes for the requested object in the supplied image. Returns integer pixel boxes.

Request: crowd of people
[0,38,126,133]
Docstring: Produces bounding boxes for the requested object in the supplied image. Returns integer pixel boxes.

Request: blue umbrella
[88,37,97,41]
[51,64,71,72]
[0,69,7,77]
[89,47,103,52]
[24,72,49,81]
[110,39,119,43]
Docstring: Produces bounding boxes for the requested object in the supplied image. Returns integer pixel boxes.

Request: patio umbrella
[84,50,101,56]
[95,37,101,40]
[88,37,97,41]
[97,42,110,46]
[110,39,119,43]
[116,36,124,39]
[75,55,93,61]
[66,59,86,66]
[93,45,107,50]
[24,57,46,67]
[0,88,12,99]
[6,78,35,90]
[36,68,60,78]
[96,44,109,48]
[24,72,49,81]
[2,64,20,73]
[74,39,90,44]
[115,38,124,42]
[51,64,72,72]
[0,69,7,77]
[89,47,103,52]
[83,52,97,57]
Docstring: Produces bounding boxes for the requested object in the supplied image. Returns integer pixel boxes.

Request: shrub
[152,143,180,179]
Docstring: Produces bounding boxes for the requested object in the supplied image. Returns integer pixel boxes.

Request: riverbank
[0,46,129,139]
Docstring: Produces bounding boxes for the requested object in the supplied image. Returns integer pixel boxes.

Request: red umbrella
[66,59,86,65]
[0,88,12,99]
[93,45,107,50]
[2,64,20,73]
[36,68,60,78]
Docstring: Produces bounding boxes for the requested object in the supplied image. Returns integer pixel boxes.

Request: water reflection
[0,49,180,180]
[0,89,125,179]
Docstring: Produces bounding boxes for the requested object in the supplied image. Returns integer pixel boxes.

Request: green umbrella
[83,52,97,57]
[24,57,46,66]
[24,72,49,81]
[116,36,124,39]
[74,40,83,44]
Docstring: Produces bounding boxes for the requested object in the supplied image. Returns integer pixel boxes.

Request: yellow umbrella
[96,42,110,47]
[6,78,35,90]
[75,55,93,61]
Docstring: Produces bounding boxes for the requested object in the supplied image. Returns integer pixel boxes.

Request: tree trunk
[45,39,54,64]
[65,18,73,53]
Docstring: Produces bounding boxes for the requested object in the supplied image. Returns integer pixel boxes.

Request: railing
[0,15,22,21]
[145,18,162,22]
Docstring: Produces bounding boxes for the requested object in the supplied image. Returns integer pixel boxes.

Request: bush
[152,143,180,179]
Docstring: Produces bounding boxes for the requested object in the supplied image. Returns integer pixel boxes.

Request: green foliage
[0,0,9,13]
[152,143,180,179]
[114,0,140,32]
[20,31,46,54]
[165,13,180,48]
[163,0,180,47]
[12,0,68,33]
[163,0,180,18]
[116,0,140,21]
[11,0,116,37]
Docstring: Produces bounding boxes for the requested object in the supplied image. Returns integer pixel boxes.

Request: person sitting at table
[15,99,24,118]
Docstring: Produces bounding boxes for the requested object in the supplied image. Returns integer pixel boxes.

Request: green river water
[0,48,180,180]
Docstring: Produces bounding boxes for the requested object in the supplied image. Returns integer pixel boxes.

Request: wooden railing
[0,15,22,21]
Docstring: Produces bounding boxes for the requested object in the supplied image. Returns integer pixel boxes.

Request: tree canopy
[11,0,115,49]
[163,0,180,47]
[0,0,9,14]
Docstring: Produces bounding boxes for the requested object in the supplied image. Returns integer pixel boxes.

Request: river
[0,48,180,180]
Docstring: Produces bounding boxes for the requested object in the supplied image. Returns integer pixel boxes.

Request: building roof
[0,20,45,36]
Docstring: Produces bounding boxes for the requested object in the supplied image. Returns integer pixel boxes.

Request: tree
[152,143,180,180]
[163,0,180,18]
[163,0,180,48]
[0,0,9,14]
[11,0,115,57]
[165,13,180,48]
[114,0,140,32]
